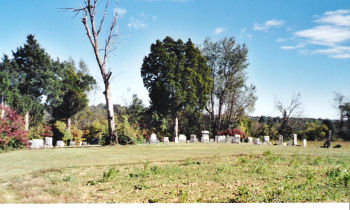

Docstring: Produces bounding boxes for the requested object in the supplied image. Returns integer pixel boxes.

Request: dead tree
[275,93,302,138]
[66,0,118,144]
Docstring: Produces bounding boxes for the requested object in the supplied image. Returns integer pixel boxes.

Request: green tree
[201,37,256,134]
[127,94,145,125]
[141,36,212,140]
[50,59,96,131]
[5,35,62,130]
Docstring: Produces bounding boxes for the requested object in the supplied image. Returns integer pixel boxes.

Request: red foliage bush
[0,106,28,149]
[217,128,248,139]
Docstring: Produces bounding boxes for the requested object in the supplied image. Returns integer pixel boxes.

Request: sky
[0,0,349,120]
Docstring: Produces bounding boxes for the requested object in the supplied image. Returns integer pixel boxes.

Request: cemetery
[0,0,349,205]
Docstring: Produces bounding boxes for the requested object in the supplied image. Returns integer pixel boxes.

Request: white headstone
[56,140,65,147]
[210,138,214,143]
[293,134,298,146]
[31,139,44,149]
[254,138,260,145]
[247,137,253,143]
[82,142,88,146]
[175,136,179,143]
[279,135,283,145]
[214,136,219,143]
[190,134,197,143]
[218,135,226,143]
[70,141,75,146]
[303,139,307,147]
[44,137,53,148]
[149,133,158,144]
[263,136,270,143]
[163,137,169,143]
[234,134,241,144]
[179,134,186,143]
[201,130,210,143]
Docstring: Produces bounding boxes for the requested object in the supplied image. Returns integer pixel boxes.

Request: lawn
[0,141,349,203]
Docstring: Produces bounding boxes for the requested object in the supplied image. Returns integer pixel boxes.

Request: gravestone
[303,139,307,147]
[234,134,241,144]
[226,135,232,143]
[201,130,210,143]
[218,135,226,143]
[279,135,283,145]
[293,134,298,146]
[91,138,99,145]
[263,136,270,143]
[323,130,331,148]
[210,138,214,143]
[56,140,65,147]
[149,133,158,144]
[82,141,88,146]
[70,141,76,146]
[163,137,169,144]
[190,134,197,143]
[288,140,292,146]
[254,138,260,145]
[247,137,253,143]
[31,139,44,149]
[179,134,186,143]
[214,136,218,143]
[44,137,53,148]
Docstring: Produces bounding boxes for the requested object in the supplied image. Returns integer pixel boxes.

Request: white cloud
[253,19,284,31]
[116,8,127,18]
[128,17,148,29]
[285,9,350,59]
[213,27,225,35]
[316,9,350,27]
[281,43,305,50]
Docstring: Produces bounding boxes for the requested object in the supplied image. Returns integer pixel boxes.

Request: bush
[83,120,105,144]
[0,106,28,150]
[116,115,145,145]
[28,124,52,139]
[217,128,248,139]
[71,126,83,144]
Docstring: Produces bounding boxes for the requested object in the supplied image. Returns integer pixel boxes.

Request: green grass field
[0,141,349,203]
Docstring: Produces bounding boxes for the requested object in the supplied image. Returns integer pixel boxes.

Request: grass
[0,141,349,203]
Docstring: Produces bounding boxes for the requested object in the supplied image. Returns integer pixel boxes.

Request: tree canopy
[141,36,212,139]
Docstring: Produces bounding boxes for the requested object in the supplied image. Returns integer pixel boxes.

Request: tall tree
[201,37,255,133]
[49,60,96,131]
[5,35,61,130]
[66,0,119,144]
[141,36,212,141]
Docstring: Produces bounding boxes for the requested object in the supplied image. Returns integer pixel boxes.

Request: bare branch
[97,0,109,35]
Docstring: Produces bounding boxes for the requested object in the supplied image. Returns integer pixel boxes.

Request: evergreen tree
[141,36,212,140]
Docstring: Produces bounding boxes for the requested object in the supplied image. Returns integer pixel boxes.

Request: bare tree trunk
[172,115,178,141]
[217,97,224,132]
[24,112,29,131]
[67,117,71,132]
[0,95,4,119]
[104,82,116,144]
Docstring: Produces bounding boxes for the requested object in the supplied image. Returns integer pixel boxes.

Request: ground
[0,141,349,203]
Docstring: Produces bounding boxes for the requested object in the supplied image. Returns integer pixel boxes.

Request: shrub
[28,124,52,139]
[116,115,145,145]
[71,126,83,144]
[0,106,28,150]
[83,120,105,144]
[217,128,248,139]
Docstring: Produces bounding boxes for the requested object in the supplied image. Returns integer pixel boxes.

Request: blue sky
[0,0,349,119]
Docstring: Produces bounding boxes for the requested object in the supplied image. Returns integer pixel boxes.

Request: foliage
[0,106,28,150]
[299,122,328,140]
[83,121,105,143]
[71,126,84,143]
[141,36,212,138]
[217,128,248,139]
[116,115,145,145]
[201,37,256,134]
[28,124,53,139]
[53,121,67,142]
[50,60,96,123]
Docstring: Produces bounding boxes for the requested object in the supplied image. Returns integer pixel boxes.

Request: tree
[127,94,145,125]
[141,36,212,141]
[66,0,119,144]
[275,93,302,138]
[50,60,96,131]
[2,35,62,130]
[201,37,256,134]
